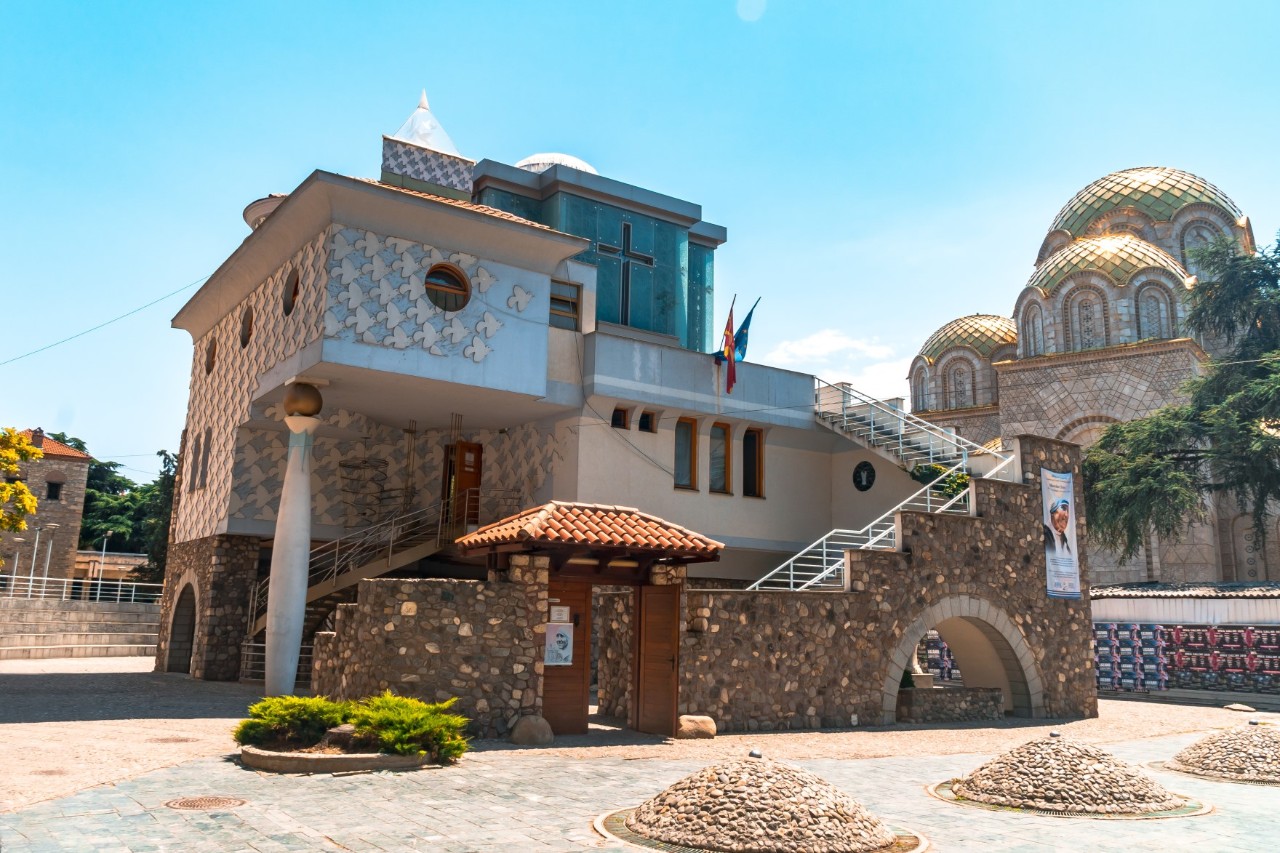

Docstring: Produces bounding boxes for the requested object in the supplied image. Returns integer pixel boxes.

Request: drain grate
[165,796,246,811]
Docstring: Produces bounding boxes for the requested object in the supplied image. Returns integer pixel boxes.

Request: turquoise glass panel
[475,188,544,224]
[688,243,714,352]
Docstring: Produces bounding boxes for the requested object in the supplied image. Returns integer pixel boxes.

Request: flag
[720,297,737,394]
[733,297,760,362]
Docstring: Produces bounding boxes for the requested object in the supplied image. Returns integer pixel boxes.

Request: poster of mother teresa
[1041,468,1082,599]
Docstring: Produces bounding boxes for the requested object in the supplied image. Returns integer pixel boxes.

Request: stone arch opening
[883,597,1044,724]
[166,583,198,674]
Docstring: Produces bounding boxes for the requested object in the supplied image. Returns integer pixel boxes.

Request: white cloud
[762,329,893,367]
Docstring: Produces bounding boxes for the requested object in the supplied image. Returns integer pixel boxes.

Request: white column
[264,415,321,696]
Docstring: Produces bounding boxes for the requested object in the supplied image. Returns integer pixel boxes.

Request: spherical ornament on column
[283,382,323,417]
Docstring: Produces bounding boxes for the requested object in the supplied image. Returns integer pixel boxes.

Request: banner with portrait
[544,623,573,666]
[1041,467,1081,599]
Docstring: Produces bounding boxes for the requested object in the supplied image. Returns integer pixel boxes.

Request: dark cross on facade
[596,221,654,325]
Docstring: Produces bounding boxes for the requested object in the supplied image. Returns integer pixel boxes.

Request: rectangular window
[611,407,630,429]
[46,482,62,501]
[674,417,697,490]
[743,428,764,497]
[549,280,581,330]
[638,411,656,433]
[709,422,731,493]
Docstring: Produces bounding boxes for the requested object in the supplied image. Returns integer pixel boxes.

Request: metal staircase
[749,380,1015,591]
[246,487,522,638]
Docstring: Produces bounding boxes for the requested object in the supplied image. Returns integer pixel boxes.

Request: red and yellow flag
[721,297,737,394]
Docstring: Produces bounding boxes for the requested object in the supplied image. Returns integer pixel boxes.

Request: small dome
[514,152,598,175]
[1026,234,1188,296]
[1049,167,1243,239]
[390,90,462,157]
[917,314,1016,364]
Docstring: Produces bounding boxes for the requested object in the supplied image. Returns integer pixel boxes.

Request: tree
[133,450,176,583]
[0,428,41,542]
[1083,237,1280,560]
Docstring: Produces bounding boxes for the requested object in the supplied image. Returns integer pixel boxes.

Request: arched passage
[882,596,1045,724]
[166,584,198,674]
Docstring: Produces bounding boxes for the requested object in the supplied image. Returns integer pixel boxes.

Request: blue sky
[4,1,1279,480]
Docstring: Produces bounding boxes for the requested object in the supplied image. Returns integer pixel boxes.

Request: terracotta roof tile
[456,501,724,562]
[19,430,92,461]
[348,177,560,233]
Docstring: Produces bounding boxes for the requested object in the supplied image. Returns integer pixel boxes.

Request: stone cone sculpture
[952,735,1184,814]
[625,757,898,853]
[1168,724,1280,782]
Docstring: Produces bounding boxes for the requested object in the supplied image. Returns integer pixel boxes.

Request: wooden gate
[637,583,680,736]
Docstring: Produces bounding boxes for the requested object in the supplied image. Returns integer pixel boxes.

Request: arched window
[947,363,972,409]
[1137,287,1173,340]
[1022,304,1045,357]
[1066,290,1107,352]
[911,370,928,411]
[1181,222,1220,277]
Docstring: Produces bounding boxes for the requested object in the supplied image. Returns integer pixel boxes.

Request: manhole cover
[165,796,246,811]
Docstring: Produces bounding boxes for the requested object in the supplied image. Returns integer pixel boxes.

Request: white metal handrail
[240,640,312,686]
[247,487,524,629]
[0,575,162,603]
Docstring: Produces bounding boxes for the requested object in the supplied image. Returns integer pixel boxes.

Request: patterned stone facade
[154,534,258,680]
[311,555,549,739]
[895,686,1004,723]
[676,435,1097,729]
[0,438,90,582]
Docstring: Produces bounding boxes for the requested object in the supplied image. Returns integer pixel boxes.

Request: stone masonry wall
[312,555,548,739]
[594,590,633,719]
[154,534,259,680]
[678,435,1097,730]
[0,452,90,583]
[895,687,1004,723]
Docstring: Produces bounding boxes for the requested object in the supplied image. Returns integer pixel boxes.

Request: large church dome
[1025,235,1189,297]
[916,314,1016,364]
[1049,167,1244,239]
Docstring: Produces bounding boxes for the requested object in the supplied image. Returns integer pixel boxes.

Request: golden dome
[1026,235,1188,296]
[917,314,1016,363]
[1049,167,1242,238]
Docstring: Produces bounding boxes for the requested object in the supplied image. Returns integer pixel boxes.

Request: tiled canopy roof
[20,430,92,462]
[1092,582,1280,599]
[1025,235,1188,296]
[456,501,724,562]
[1050,167,1243,238]
[916,314,1016,363]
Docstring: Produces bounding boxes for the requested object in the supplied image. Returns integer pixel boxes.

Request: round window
[282,269,300,316]
[424,265,470,312]
[853,461,876,492]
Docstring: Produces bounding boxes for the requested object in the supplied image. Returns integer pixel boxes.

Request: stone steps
[0,643,157,660]
[0,631,158,648]
[0,614,161,631]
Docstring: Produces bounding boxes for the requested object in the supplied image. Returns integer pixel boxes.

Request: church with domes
[910,167,1262,585]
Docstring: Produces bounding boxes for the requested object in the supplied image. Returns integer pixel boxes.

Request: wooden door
[637,584,681,736]
[541,580,592,736]
[442,442,483,525]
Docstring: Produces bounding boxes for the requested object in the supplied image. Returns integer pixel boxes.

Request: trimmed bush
[232,695,350,748]
[348,692,470,762]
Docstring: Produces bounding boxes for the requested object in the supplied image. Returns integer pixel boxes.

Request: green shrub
[232,695,350,748]
[909,463,970,499]
[348,691,470,762]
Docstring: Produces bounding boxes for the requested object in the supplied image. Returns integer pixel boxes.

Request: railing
[815,378,1015,477]
[750,412,1019,592]
[240,641,312,687]
[0,575,163,604]
[247,487,524,632]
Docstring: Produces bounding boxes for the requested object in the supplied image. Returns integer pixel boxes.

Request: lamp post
[7,537,23,597]
[40,523,60,597]
[27,527,42,598]
[265,382,323,696]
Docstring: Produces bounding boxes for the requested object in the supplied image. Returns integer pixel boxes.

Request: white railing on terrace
[750,382,1018,592]
[247,487,524,631]
[0,575,163,604]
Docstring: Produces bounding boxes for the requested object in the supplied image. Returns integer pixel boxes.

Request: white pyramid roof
[390,90,462,157]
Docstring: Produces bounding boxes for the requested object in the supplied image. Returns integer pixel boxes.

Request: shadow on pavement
[0,670,262,724]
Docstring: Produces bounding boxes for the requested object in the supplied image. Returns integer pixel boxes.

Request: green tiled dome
[917,314,1016,363]
[1050,167,1242,238]
[1027,235,1187,296]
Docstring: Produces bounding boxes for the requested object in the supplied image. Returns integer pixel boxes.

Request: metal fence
[239,641,313,688]
[0,575,163,604]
